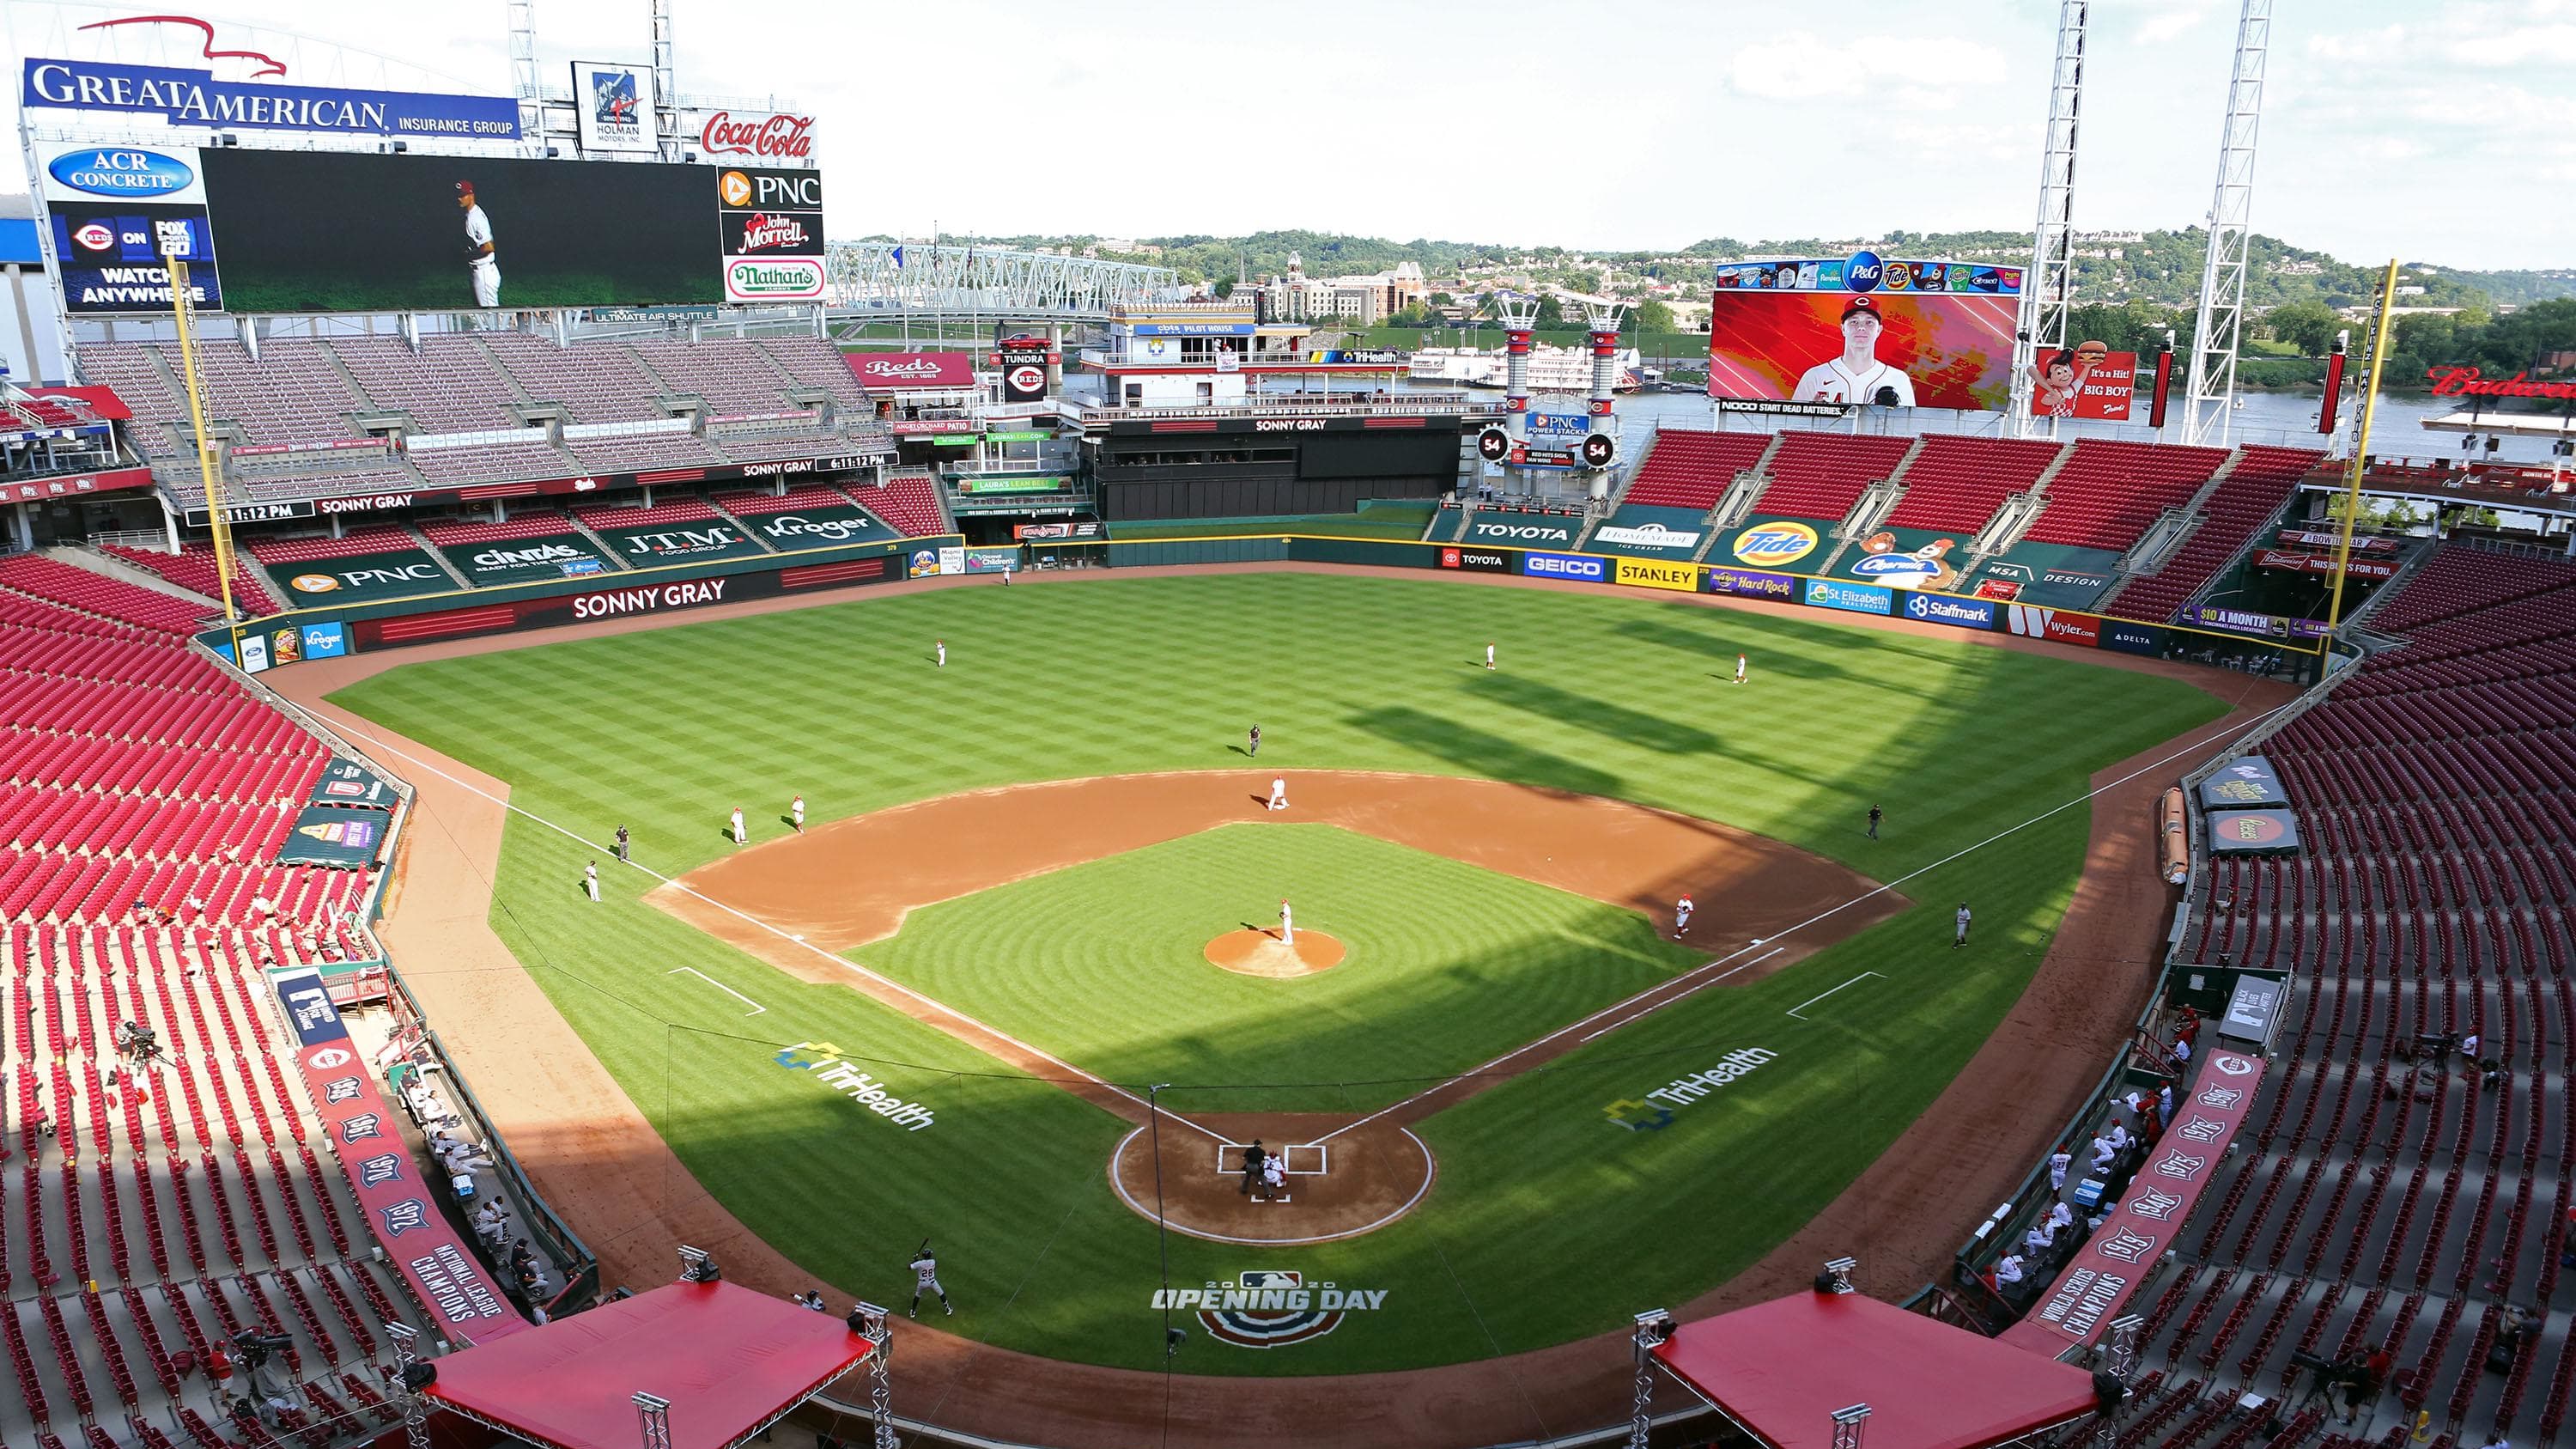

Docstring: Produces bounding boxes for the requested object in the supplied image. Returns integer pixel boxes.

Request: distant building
[1243,256,1424,326]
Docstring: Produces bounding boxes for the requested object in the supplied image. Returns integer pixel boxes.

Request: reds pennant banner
[270,968,530,1344]
[1999,1049,2266,1355]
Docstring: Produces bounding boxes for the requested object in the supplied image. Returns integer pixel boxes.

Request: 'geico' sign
[1519,551,1606,581]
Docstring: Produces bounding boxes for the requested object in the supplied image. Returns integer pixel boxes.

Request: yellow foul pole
[2324,258,2403,635]
[162,252,246,667]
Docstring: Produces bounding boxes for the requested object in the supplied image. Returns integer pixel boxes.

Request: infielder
[1267,776,1288,812]
[729,807,746,845]
[1792,295,1916,405]
[1734,653,1749,685]
[583,862,599,902]
[1279,900,1295,947]
[1674,894,1694,938]
[1485,642,1497,671]
[457,182,500,308]
[935,639,946,668]
[907,1246,951,1317]
[791,795,805,833]
[1248,723,1261,758]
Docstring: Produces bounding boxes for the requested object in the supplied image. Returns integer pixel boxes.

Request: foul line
[1577,947,1782,1044]
[1785,971,1883,1020]
[264,693,1233,1145]
[1309,699,2295,1145]
[666,966,766,1018]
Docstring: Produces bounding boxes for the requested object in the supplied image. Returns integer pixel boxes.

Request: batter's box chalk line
[1212,1142,1329,1176]
[666,966,767,1017]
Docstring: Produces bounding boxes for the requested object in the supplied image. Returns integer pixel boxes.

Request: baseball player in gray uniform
[908,1245,951,1316]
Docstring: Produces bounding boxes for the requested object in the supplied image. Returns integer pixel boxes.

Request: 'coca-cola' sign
[845,351,978,391]
[699,110,816,161]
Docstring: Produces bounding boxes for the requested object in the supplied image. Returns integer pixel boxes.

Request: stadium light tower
[2181,0,2271,447]
[651,0,680,161]
[2008,0,2088,438]
[507,0,539,140]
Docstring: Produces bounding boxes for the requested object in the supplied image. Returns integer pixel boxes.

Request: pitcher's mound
[1206,928,1346,977]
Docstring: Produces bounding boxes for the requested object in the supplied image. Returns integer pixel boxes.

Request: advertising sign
[719,167,824,303]
[1015,520,1105,541]
[1897,592,1996,630]
[749,507,897,550]
[1461,514,1579,548]
[585,518,768,565]
[1998,1050,2264,1354]
[271,968,528,1345]
[1437,546,1512,574]
[436,537,618,588]
[1519,551,1607,582]
[2198,756,2289,811]
[39,143,223,314]
[2178,605,2299,640]
[2206,808,2303,855]
[1708,253,2018,411]
[2277,528,2394,554]
[571,62,653,154]
[960,545,1021,574]
[2251,548,2401,581]
[298,621,349,660]
[310,757,398,809]
[1525,411,1590,441]
[2100,620,2167,657]
[1722,519,1824,572]
[1588,507,1705,560]
[22,58,521,140]
[698,110,817,163]
[1615,558,1698,592]
[1802,578,1893,615]
[2028,346,2139,421]
[847,352,978,392]
[1703,566,1796,601]
[196,149,720,313]
[278,804,387,868]
[264,549,459,606]
[1842,529,1971,593]
[2005,604,2101,646]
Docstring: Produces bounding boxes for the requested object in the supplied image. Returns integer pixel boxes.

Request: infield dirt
[273,562,2297,1447]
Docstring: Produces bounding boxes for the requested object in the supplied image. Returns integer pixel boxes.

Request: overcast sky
[5,0,2568,270]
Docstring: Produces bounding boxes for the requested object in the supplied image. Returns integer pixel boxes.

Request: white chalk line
[1109,1124,1433,1246]
[1577,947,1782,1044]
[1785,971,1884,1020]
[264,693,1232,1145]
[1310,700,2293,1145]
[666,966,766,1017]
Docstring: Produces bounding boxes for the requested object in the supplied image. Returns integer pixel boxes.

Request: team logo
[71,222,114,253]
[1731,521,1818,568]
[1007,364,1046,394]
[720,170,755,207]
[2214,1052,2257,1076]
[49,148,196,198]
[289,573,339,594]
[1152,1270,1390,1349]
[1844,249,1884,293]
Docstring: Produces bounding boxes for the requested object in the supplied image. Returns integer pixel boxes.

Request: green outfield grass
[328,570,2227,1374]
[859,823,1700,1112]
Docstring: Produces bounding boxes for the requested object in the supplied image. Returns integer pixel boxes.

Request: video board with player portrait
[1706,253,2020,413]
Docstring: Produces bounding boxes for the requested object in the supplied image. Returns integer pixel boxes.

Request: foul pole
[162,253,247,667]
[2324,259,2402,634]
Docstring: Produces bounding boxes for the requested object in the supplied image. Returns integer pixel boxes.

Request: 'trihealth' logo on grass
[775,1042,937,1131]
[1603,1047,1781,1131]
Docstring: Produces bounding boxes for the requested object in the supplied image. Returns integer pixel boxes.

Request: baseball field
[323,568,2227,1375]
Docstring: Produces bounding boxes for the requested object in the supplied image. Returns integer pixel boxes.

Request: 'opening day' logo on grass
[1151,1270,1388,1348]
[1602,1047,1781,1131]
[774,1042,937,1131]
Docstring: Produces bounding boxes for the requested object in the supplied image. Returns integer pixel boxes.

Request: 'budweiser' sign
[2426,365,2576,401]
[845,351,977,391]
[700,110,815,161]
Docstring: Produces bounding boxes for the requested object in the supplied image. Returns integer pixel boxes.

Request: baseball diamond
[302,566,2247,1387]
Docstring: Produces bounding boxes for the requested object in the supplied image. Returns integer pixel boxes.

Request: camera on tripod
[230,1330,293,1368]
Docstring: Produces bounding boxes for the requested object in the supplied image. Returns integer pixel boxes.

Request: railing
[1065,394,1497,423]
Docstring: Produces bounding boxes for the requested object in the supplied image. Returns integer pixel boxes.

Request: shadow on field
[1343,706,1622,798]
[1467,673,1718,755]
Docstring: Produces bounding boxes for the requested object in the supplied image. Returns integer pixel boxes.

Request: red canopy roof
[424,1282,874,1449]
[1653,1293,2099,1449]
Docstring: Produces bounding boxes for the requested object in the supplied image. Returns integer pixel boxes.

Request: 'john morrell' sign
[22,58,522,139]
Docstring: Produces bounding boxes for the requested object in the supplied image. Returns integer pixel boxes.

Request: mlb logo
[1238,1270,1302,1290]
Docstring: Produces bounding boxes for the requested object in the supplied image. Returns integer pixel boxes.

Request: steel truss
[824,243,1180,325]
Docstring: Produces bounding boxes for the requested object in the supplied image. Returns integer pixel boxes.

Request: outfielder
[907,1245,952,1317]
[1267,776,1288,812]
[457,182,500,308]
[1734,653,1749,685]
[1279,901,1295,947]
[1954,902,1972,948]
[583,862,599,902]
[935,639,946,668]
[791,795,805,833]
[729,807,746,845]
[1674,894,1694,938]
[1485,642,1497,671]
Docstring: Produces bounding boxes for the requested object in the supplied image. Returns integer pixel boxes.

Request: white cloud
[1726,33,2007,109]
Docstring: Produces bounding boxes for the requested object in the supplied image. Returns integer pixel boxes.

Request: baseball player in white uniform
[1734,654,1749,685]
[907,1246,951,1317]
[583,862,599,902]
[935,639,946,668]
[1267,777,1288,812]
[729,807,746,845]
[1793,295,1916,405]
[457,182,500,308]
[791,795,805,833]
[1674,894,1693,938]
[1485,642,1497,671]
[1279,901,1295,947]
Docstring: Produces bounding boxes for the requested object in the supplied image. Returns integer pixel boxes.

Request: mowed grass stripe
[330,571,2227,1376]
[857,825,1697,1112]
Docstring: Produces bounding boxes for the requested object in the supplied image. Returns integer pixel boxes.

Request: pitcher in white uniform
[457,182,500,308]
[1793,295,1916,405]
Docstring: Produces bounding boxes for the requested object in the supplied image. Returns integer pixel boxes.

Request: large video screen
[197,149,724,312]
[1706,255,2020,412]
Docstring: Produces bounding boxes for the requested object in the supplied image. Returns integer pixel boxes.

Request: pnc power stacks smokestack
[1589,326,1619,417]
[1505,326,1533,417]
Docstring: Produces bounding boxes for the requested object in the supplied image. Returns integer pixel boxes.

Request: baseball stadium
[2,6,2573,1449]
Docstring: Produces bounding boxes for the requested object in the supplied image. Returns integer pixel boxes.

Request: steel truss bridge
[824,242,1182,327]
